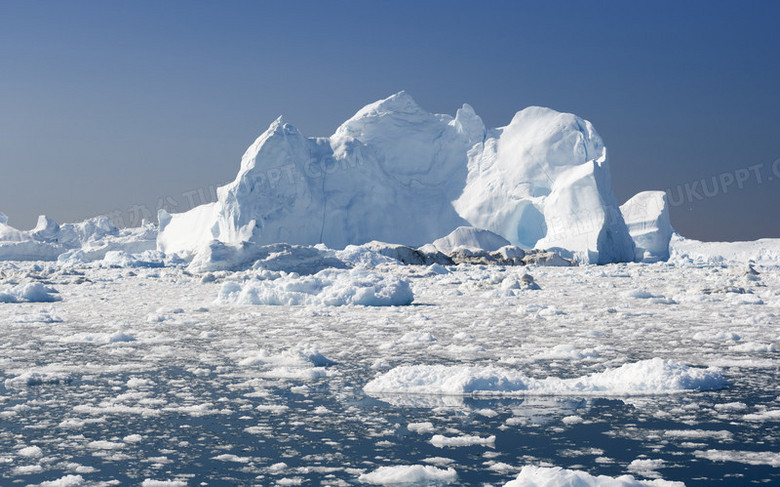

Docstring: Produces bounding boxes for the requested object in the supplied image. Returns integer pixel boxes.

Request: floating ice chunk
[87,440,125,450]
[358,464,458,484]
[217,269,413,306]
[430,434,495,448]
[141,480,188,487]
[399,331,437,344]
[18,446,43,458]
[503,466,684,486]
[742,409,780,421]
[627,458,666,478]
[212,454,252,463]
[0,282,61,303]
[261,366,328,381]
[238,344,335,367]
[693,449,780,467]
[364,358,727,397]
[692,331,741,342]
[61,331,136,345]
[407,422,435,434]
[533,344,600,360]
[730,342,776,353]
[102,250,165,268]
[4,370,72,388]
[562,415,584,425]
[37,475,86,487]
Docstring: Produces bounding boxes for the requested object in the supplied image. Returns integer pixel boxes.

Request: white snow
[503,466,684,486]
[358,464,458,484]
[620,191,674,262]
[364,358,726,396]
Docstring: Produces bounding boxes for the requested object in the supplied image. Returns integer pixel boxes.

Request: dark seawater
[1,365,778,486]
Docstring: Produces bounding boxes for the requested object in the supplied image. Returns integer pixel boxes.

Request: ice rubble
[363,358,727,396]
[0,282,61,303]
[503,466,684,486]
[217,268,414,306]
[620,191,674,262]
[158,92,641,264]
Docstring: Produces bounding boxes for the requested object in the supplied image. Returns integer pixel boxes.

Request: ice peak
[266,115,299,134]
[0,211,7,225]
[351,90,425,119]
[453,103,486,144]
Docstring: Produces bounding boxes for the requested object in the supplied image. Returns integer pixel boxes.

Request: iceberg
[158,92,637,264]
[0,214,156,262]
[620,191,674,262]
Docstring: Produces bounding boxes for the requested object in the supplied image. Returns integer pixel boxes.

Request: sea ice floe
[363,358,727,397]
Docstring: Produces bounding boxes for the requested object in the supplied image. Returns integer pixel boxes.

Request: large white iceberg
[620,191,674,262]
[158,92,637,264]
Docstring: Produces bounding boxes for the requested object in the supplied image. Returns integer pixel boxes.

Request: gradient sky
[1,1,778,241]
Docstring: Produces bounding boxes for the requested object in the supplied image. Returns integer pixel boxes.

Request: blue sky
[1,1,778,240]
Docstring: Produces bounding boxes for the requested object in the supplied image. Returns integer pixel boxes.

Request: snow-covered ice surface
[1,258,778,485]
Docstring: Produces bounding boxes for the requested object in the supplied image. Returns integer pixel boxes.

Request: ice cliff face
[158,91,638,263]
[620,191,674,262]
